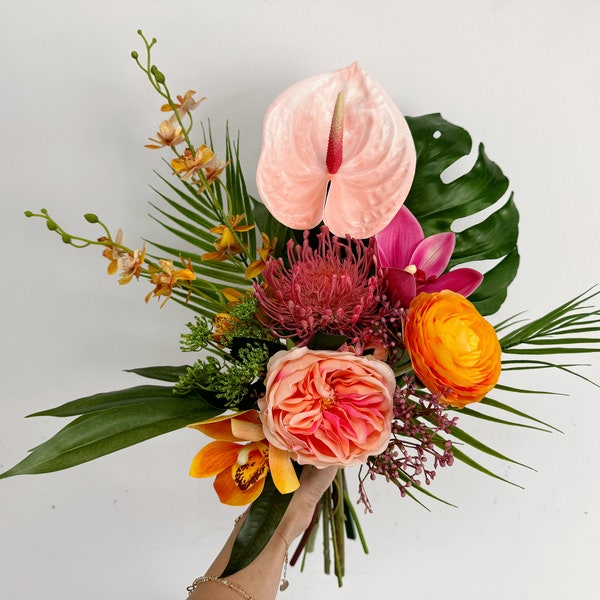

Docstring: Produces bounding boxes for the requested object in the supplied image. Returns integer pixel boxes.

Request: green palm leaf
[142,126,263,320]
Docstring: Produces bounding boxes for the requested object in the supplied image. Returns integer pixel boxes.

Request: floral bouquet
[2,31,599,587]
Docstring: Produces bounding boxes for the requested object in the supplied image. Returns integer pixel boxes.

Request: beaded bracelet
[186,575,254,599]
[186,516,290,598]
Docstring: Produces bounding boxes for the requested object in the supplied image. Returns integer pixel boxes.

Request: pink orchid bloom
[256,63,416,239]
[376,206,483,307]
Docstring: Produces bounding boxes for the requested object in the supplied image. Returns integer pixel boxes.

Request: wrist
[276,494,319,543]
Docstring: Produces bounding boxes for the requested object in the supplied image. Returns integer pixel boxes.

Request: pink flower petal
[376,206,423,268]
[256,63,416,238]
[422,268,484,297]
[411,232,456,277]
[384,267,417,306]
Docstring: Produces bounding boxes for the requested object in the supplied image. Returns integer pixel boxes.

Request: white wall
[1,1,599,599]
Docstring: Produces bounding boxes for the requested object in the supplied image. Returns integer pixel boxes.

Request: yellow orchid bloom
[189,410,299,506]
[171,145,227,190]
[117,244,147,285]
[171,145,214,180]
[144,256,195,307]
[161,90,206,123]
[99,228,127,275]
[145,120,185,149]
[245,232,277,279]
[202,215,255,263]
[221,287,245,303]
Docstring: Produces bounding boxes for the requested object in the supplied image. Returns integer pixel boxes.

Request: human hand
[277,465,338,543]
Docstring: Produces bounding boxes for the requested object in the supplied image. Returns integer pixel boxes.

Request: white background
[1,1,599,599]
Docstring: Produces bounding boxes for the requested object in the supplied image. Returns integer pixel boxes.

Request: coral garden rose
[403,290,502,408]
[258,347,396,467]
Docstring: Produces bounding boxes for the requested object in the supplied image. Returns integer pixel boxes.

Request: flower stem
[343,488,369,554]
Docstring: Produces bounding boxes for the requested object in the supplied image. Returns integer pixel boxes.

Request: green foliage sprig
[175,343,270,409]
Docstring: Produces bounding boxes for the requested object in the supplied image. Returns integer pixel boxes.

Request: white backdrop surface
[1,1,599,599]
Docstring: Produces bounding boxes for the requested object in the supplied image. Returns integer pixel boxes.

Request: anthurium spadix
[256,63,417,239]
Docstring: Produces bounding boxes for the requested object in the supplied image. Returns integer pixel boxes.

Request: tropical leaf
[448,424,534,469]
[0,386,222,478]
[405,114,519,315]
[252,200,294,260]
[454,403,553,432]
[224,127,259,259]
[390,469,458,509]
[28,384,183,417]
[480,397,562,433]
[142,125,264,320]
[222,474,293,577]
[125,365,190,383]
[501,359,599,389]
[499,287,600,351]
[441,442,523,489]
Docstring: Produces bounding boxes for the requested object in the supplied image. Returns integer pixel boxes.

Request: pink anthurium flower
[256,63,416,239]
[376,206,483,307]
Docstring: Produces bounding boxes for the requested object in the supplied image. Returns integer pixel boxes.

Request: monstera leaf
[405,114,519,316]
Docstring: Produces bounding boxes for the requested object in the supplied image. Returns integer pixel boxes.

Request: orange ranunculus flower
[188,410,299,506]
[403,290,502,408]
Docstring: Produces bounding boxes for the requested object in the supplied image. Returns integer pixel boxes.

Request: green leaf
[222,475,293,577]
[390,469,458,509]
[125,366,190,383]
[143,125,263,320]
[28,384,180,417]
[437,440,523,488]
[0,388,222,478]
[493,383,566,396]
[225,127,259,259]
[456,406,552,433]
[448,424,534,469]
[499,288,600,350]
[252,201,294,260]
[152,171,220,224]
[307,331,349,351]
[405,114,518,315]
[148,204,217,251]
[480,397,562,433]
[500,359,600,389]
[468,248,520,315]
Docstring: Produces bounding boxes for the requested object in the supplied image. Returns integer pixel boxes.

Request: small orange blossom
[144,257,195,307]
[145,120,185,149]
[245,233,277,279]
[161,90,205,123]
[99,229,127,275]
[171,145,226,189]
[202,215,254,263]
[118,244,147,285]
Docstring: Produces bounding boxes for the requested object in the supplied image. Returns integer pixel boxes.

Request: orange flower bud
[404,290,501,408]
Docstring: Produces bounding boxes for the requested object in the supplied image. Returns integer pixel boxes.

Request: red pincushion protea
[253,227,385,343]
